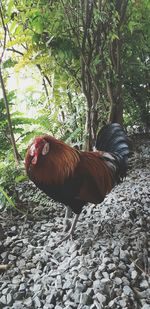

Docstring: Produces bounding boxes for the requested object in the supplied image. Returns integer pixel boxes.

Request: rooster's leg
[57,213,79,245]
[63,206,72,232]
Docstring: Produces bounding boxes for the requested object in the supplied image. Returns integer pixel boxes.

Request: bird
[25,123,129,244]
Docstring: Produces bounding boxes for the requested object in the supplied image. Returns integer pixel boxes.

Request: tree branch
[0,4,7,63]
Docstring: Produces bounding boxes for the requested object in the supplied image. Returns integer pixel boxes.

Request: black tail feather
[96,123,130,179]
[96,123,129,154]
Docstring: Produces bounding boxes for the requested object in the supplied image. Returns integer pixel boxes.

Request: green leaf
[0,186,16,208]
[111,33,119,41]
[31,17,44,34]
[14,25,23,35]
[7,0,15,17]
[3,58,17,68]
[9,20,17,34]
[0,186,26,215]
[15,175,27,183]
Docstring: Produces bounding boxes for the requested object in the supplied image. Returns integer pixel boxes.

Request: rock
[19,283,26,292]
[89,271,96,281]
[107,263,116,271]
[0,295,7,305]
[13,291,25,301]
[97,264,106,272]
[16,259,26,268]
[120,249,129,261]
[46,292,56,305]
[12,300,24,309]
[93,279,101,291]
[1,251,8,259]
[70,251,77,260]
[64,301,77,308]
[75,281,85,292]
[118,298,127,307]
[8,254,17,261]
[118,262,127,271]
[79,292,93,305]
[32,283,42,293]
[131,270,138,280]
[114,277,122,285]
[6,293,13,305]
[122,276,130,286]
[108,299,116,308]
[12,275,22,285]
[70,257,80,267]
[102,257,111,265]
[78,271,89,281]
[55,275,62,289]
[141,304,150,309]
[140,280,149,289]
[43,305,54,309]
[123,285,133,296]
[69,242,80,254]
[94,292,106,305]
[1,287,10,295]
[113,246,120,256]
[101,278,110,285]
[24,297,33,307]
[63,280,73,290]
[102,272,109,279]
[72,291,80,304]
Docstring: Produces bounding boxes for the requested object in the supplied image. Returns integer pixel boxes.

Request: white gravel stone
[140,280,149,289]
[24,297,33,307]
[114,277,122,285]
[131,270,138,279]
[94,292,106,305]
[141,304,150,309]
[123,285,133,296]
[0,295,7,305]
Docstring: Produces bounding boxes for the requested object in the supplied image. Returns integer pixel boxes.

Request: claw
[56,232,73,246]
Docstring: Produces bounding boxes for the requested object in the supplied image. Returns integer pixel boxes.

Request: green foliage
[3,58,17,68]
[0,160,27,209]
[0,186,16,209]
[122,0,150,127]
[0,98,10,157]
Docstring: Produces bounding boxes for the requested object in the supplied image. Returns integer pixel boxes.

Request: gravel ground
[0,135,150,309]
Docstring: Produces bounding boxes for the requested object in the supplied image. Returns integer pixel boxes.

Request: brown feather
[25,135,80,185]
[76,151,113,203]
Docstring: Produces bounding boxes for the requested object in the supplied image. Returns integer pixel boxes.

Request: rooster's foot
[57,213,80,246]
[63,207,73,232]
[56,232,73,246]
[63,219,72,232]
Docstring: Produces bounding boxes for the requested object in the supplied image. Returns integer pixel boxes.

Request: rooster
[25,123,129,244]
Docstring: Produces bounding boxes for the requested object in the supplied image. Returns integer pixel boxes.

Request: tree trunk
[106,1,128,126]
[106,79,123,125]
[108,101,123,124]
[0,69,20,164]
[83,99,99,150]
[80,54,99,150]
[84,107,92,150]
